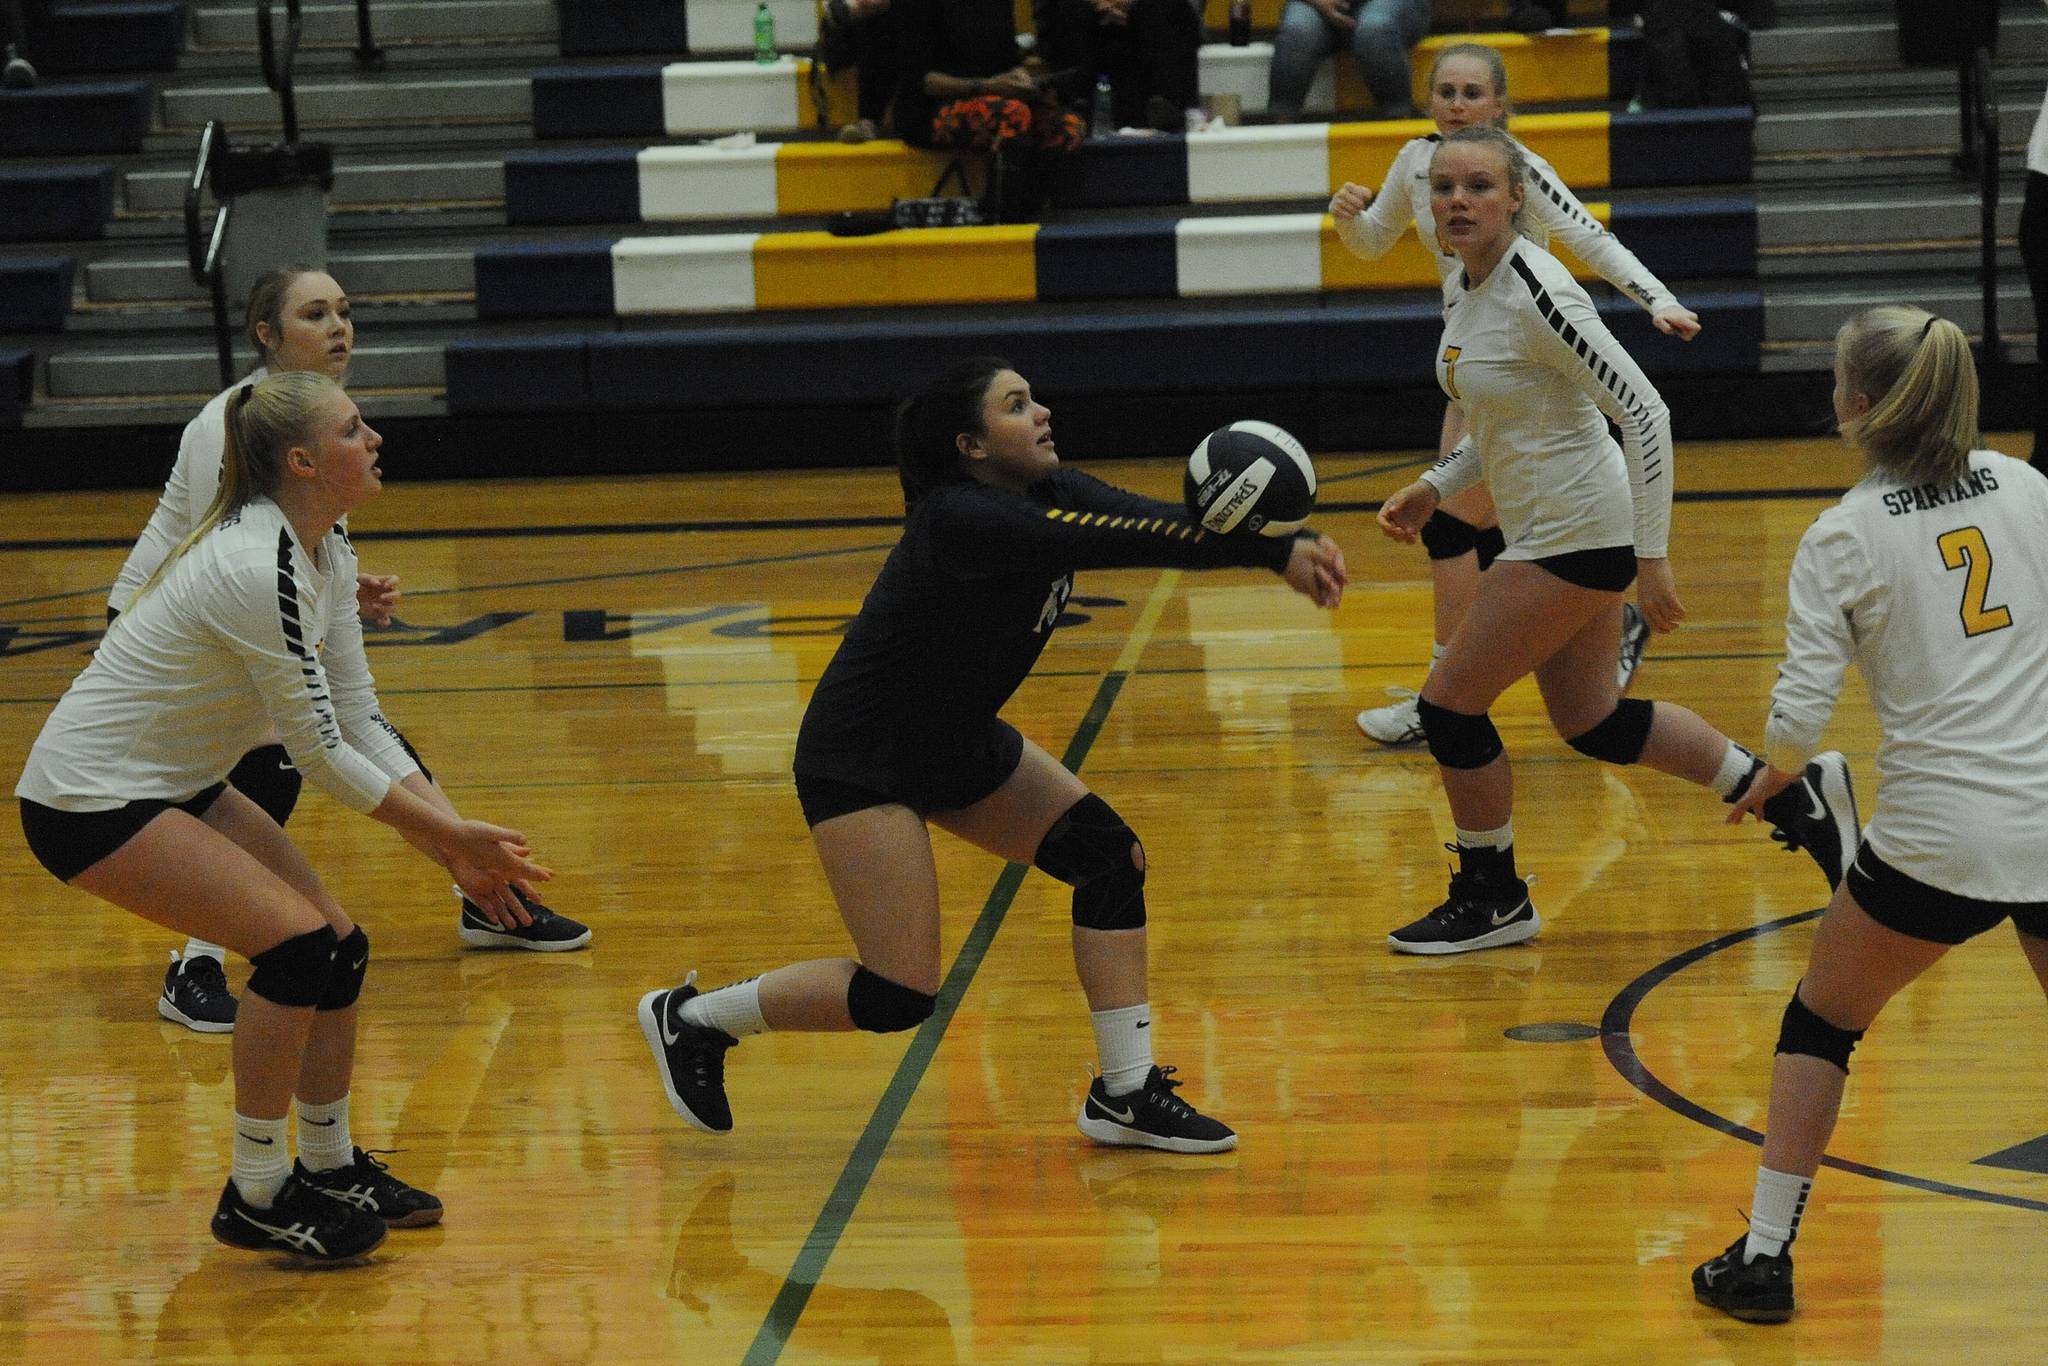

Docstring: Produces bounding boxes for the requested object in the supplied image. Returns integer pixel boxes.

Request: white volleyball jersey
[1767,452,2048,901]
[1333,133,1678,314]
[108,371,267,614]
[1418,236,1673,559]
[19,498,418,815]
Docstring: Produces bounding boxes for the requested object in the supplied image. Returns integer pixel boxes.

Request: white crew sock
[1713,741,1760,800]
[1744,1166,1812,1261]
[231,1112,290,1207]
[1454,820,1514,851]
[679,977,769,1039]
[183,938,226,963]
[295,1095,354,1172]
[1091,1003,1154,1097]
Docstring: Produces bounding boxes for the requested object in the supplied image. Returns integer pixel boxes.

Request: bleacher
[0,0,1785,481]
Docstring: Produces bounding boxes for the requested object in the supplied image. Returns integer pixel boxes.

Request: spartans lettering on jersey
[1881,467,2000,517]
[1035,576,1074,634]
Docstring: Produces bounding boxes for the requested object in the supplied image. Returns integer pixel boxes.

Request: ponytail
[1835,306,1980,486]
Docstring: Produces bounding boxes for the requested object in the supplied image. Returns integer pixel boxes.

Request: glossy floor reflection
[2,438,2043,1363]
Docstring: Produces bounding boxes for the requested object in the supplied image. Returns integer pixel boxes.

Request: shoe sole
[211,1217,388,1262]
[1076,1112,1238,1154]
[1354,711,1424,746]
[458,924,591,952]
[158,995,235,1034]
[385,1207,444,1228]
[1693,1290,1792,1324]
[1388,909,1542,955]
[636,990,730,1134]
[1809,753,1861,890]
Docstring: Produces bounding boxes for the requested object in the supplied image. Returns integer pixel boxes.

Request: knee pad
[245,924,339,1008]
[1775,987,1864,1071]
[1419,510,1481,562]
[228,743,303,827]
[1474,525,1507,572]
[846,965,936,1034]
[1565,698,1655,765]
[1415,698,1504,770]
[318,926,369,1011]
[1034,793,1147,931]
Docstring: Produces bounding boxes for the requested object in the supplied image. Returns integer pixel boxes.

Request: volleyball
[1183,420,1317,537]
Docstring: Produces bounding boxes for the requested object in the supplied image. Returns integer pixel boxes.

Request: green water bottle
[753,1,777,63]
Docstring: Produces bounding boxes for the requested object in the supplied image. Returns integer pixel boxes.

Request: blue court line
[1601,911,2048,1214]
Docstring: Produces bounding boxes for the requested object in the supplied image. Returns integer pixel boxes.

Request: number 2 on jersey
[1936,526,2013,637]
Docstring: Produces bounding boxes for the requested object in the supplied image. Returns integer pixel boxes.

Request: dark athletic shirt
[794,467,1295,789]
[894,0,1022,148]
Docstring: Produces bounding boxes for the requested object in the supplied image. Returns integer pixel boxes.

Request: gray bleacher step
[1754,61,2047,105]
[1761,337,2037,373]
[1765,279,2035,344]
[159,76,533,132]
[65,299,482,337]
[124,158,506,213]
[1753,145,2024,184]
[84,249,476,303]
[140,123,535,157]
[1758,95,2042,155]
[47,341,448,398]
[190,0,557,48]
[1758,192,2021,247]
[1774,0,1893,16]
[1753,15,2048,72]
[174,43,563,77]
[26,391,451,427]
[1759,241,2022,279]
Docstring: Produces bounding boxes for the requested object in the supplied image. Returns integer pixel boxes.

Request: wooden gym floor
[1,434,2043,1364]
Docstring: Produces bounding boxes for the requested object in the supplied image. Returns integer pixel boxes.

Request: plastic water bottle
[754,1,777,64]
[1090,74,1113,137]
[1228,0,1251,45]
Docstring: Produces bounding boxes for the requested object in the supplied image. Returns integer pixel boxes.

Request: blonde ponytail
[1835,306,1980,486]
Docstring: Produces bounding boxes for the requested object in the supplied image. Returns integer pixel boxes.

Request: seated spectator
[894,0,1085,222]
[1633,0,1750,108]
[1268,0,1428,123]
[818,0,901,144]
[3,0,40,89]
[1034,0,1201,134]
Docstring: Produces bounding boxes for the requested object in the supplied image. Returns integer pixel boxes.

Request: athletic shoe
[295,1149,443,1228]
[210,1175,387,1261]
[1750,752,1860,891]
[1356,687,1425,746]
[457,886,591,951]
[639,972,738,1134]
[1692,1233,1795,1323]
[2,46,36,91]
[1388,864,1540,955]
[1076,1066,1237,1154]
[1617,600,1651,691]
[159,951,237,1034]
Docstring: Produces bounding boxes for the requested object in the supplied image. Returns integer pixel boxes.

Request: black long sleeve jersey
[793,467,1294,790]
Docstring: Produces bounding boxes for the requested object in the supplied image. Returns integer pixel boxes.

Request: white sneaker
[1356,687,1425,746]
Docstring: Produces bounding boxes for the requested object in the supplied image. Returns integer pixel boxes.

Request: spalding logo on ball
[1184,420,1317,537]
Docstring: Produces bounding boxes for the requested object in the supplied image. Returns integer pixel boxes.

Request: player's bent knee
[1420,511,1482,562]
[1415,698,1504,770]
[846,965,936,1033]
[245,924,339,1008]
[1474,525,1507,572]
[318,925,369,1011]
[1564,697,1654,765]
[1034,793,1147,931]
[1775,986,1863,1071]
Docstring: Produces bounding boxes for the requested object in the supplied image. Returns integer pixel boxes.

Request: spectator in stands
[895,0,1086,222]
[2,0,40,90]
[1033,0,1202,134]
[818,0,900,144]
[1267,0,1428,124]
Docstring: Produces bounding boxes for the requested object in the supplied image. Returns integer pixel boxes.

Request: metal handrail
[255,0,305,143]
[183,121,238,391]
[1961,45,2003,371]
[354,0,384,70]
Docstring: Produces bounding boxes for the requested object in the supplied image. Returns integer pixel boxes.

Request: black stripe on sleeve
[1508,253,1664,486]
[1523,163,1604,237]
[276,530,346,751]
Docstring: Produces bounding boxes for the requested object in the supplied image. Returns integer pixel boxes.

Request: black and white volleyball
[1184,420,1317,537]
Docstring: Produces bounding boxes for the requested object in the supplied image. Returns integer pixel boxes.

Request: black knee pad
[1415,698,1504,770]
[846,965,936,1034]
[1474,525,1507,571]
[1565,697,1655,765]
[318,926,369,1011]
[245,924,339,1008]
[1775,987,1863,1071]
[1034,793,1147,931]
[1419,510,1482,561]
[228,743,303,827]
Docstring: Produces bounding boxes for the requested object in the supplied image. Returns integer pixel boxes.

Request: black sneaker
[638,972,738,1133]
[1748,752,1860,891]
[159,952,237,1033]
[1388,861,1540,955]
[295,1148,444,1228]
[1617,600,1651,691]
[457,886,591,952]
[1076,1066,1237,1154]
[210,1175,387,1261]
[1692,1232,1795,1323]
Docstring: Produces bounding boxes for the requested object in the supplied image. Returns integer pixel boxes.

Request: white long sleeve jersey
[108,372,268,615]
[1767,452,2048,902]
[1417,236,1674,559]
[1333,132,1678,314]
[19,498,419,815]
